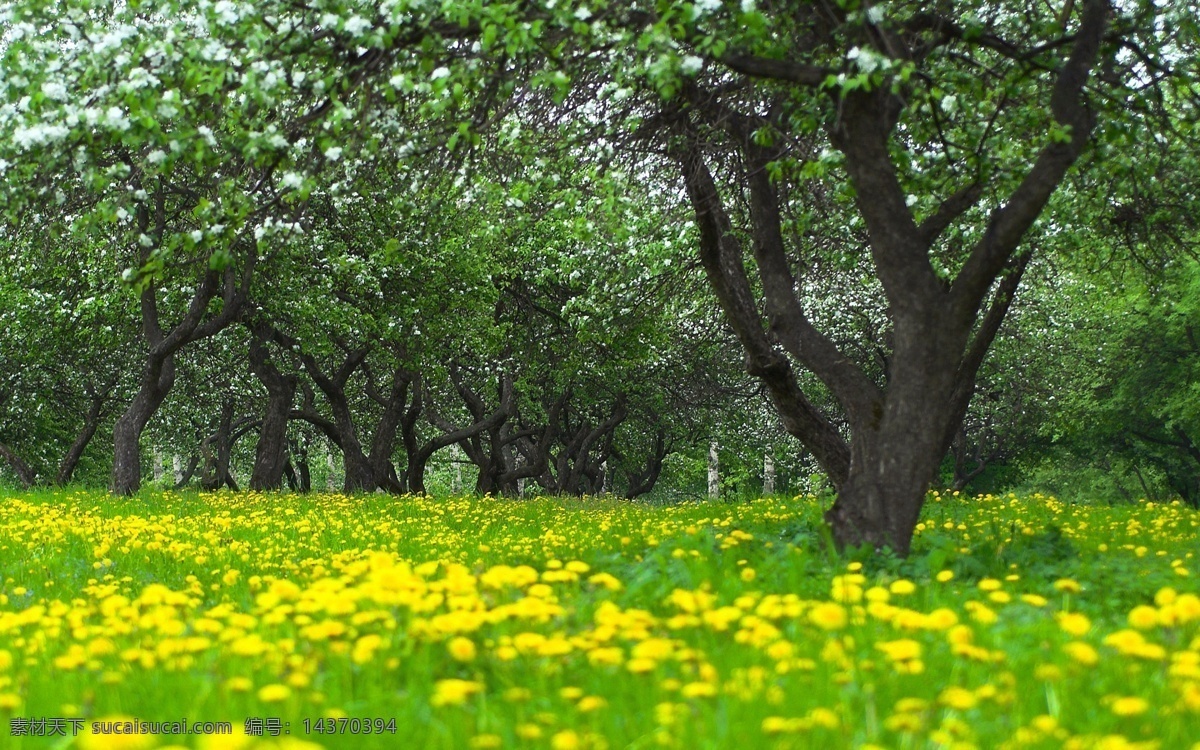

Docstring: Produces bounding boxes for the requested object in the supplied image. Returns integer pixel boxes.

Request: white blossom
[847,46,885,74]
[694,0,722,16]
[430,66,450,81]
[12,122,70,150]
[344,16,372,36]
[123,67,161,91]
[324,146,343,161]
[680,55,704,75]
[40,81,68,101]
[213,0,239,25]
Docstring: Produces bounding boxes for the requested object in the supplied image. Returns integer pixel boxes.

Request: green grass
[0,488,1197,749]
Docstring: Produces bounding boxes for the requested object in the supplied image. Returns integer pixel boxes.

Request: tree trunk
[365,367,414,494]
[54,389,107,486]
[173,454,199,489]
[624,430,670,500]
[452,444,463,493]
[764,450,775,496]
[201,399,238,491]
[824,354,958,555]
[112,354,175,495]
[0,442,36,488]
[248,330,296,491]
[290,436,312,492]
[707,441,719,499]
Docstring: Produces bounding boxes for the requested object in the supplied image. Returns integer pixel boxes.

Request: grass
[0,488,1197,749]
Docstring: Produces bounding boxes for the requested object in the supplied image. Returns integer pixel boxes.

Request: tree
[581,0,1191,553]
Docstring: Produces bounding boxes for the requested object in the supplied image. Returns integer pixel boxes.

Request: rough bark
[112,349,177,494]
[363,364,414,494]
[248,328,297,491]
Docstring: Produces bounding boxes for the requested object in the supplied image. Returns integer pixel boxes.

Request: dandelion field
[0,490,1197,750]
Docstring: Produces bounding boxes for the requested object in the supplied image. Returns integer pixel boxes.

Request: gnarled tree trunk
[248,328,297,491]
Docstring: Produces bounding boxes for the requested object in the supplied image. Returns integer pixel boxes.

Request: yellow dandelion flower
[1056,612,1091,636]
[1063,641,1099,666]
[681,682,717,698]
[876,639,922,662]
[257,684,292,703]
[808,602,848,630]
[1127,606,1159,630]
[808,707,839,728]
[939,686,978,710]
[1109,696,1149,716]
[431,679,483,707]
[447,636,476,662]
[577,696,607,712]
[890,579,917,595]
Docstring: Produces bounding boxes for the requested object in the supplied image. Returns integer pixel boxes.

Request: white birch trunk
[172,455,183,485]
[451,444,463,494]
[152,448,164,482]
[708,441,719,499]
[764,450,775,496]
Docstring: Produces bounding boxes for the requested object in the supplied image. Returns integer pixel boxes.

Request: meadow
[0,489,1197,750]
